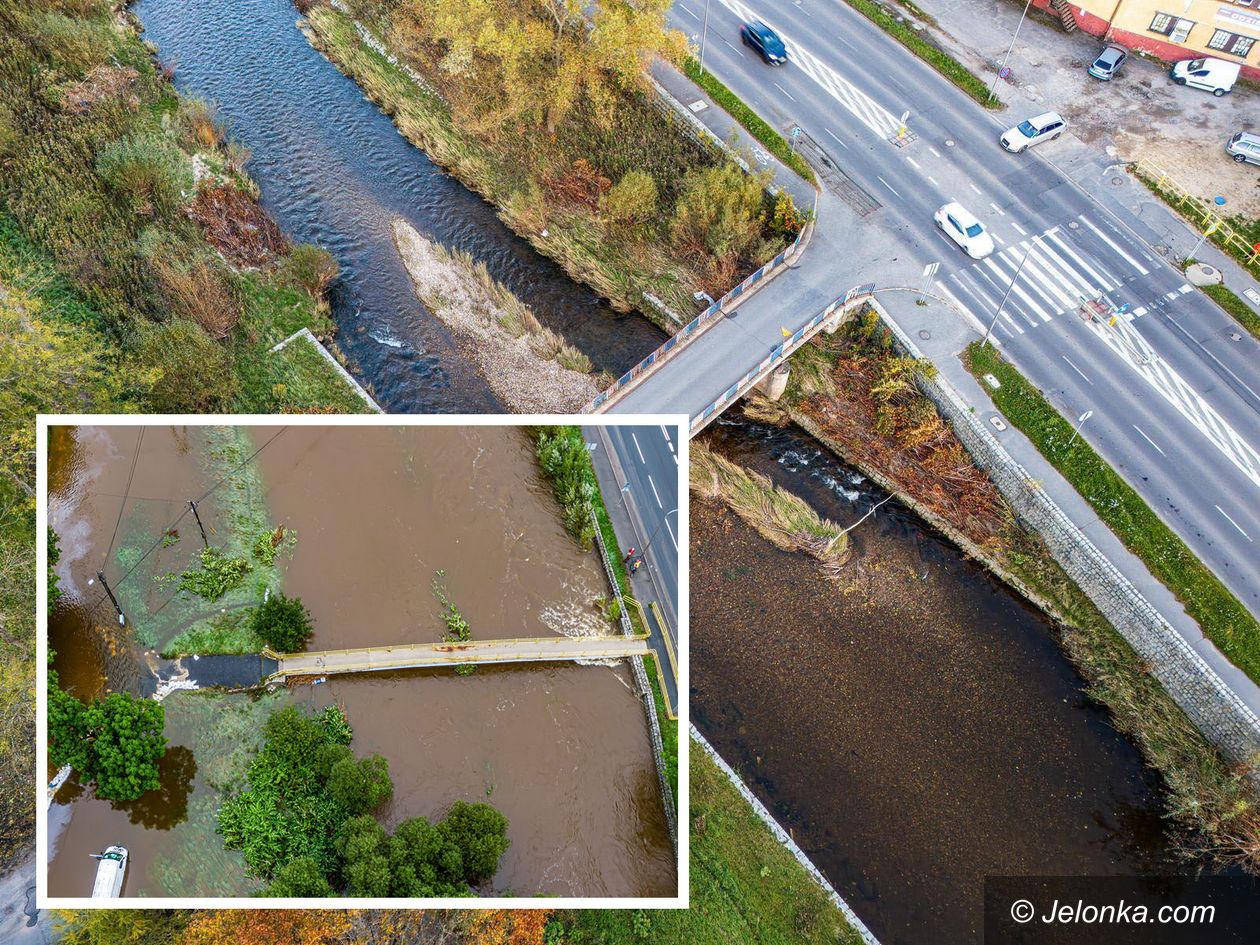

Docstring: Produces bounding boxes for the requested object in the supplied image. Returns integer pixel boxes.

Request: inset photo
[37,416,685,908]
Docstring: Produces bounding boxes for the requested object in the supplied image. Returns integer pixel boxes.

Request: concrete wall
[1033,0,1260,81]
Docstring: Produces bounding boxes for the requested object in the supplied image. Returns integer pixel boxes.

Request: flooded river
[47,425,674,898]
[131,0,664,413]
[691,414,1180,944]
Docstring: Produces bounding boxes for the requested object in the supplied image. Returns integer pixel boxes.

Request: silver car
[1000,112,1067,153]
[1088,44,1127,81]
[1226,131,1260,166]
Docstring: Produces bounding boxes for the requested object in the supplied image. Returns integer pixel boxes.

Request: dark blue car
[740,21,788,65]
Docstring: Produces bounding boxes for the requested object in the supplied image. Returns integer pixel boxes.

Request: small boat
[90,845,128,898]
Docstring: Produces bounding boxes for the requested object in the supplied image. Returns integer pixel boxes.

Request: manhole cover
[1068,220,1080,229]
[1155,245,1170,256]
[1109,176,1125,187]
[918,329,931,340]
[945,139,955,148]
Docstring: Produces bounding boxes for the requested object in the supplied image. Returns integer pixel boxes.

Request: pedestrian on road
[623,547,636,563]
[631,557,642,574]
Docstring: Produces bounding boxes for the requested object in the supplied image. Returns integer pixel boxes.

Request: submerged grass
[690,441,849,573]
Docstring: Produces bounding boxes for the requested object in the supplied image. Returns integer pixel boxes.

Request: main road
[653,0,1260,616]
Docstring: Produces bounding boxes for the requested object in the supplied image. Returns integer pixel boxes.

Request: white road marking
[1215,505,1253,541]
[722,37,738,50]
[1062,355,1092,384]
[1133,424,1166,456]
[1079,215,1149,275]
[679,3,700,20]
[1043,229,1117,292]
[649,475,663,509]
[989,202,1005,216]
[1011,221,1027,236]
[992,233,1005,245]
[929,146,942,157]
[927,175,940,187]
[714,0,904,140]
[1178,283,1193,294]
[773,81,798,103]
[877,175,901,198]
[906,155,920,169]
[631,432,645,463]
[983,255,1053,322]
[664,516,678,551]
[969,182,983,195]
[937,279,1002,338]
[824,127,849,149]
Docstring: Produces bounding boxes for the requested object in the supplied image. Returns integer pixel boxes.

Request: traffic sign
[790,126,802,139]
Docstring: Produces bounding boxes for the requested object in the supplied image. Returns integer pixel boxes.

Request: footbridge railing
[690,285,874,434]
[265,633,649,682]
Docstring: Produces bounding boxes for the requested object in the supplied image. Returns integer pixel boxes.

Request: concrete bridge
[264,634,650,682]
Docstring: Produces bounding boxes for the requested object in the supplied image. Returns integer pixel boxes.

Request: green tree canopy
[249,592,314,652]
[49,690,167,802]
[438,800,511,885]
[261,856,334,898]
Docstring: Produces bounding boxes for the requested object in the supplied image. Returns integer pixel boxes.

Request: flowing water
[46,425,675,898]
[131,0,665,412]
[692,414,1182,944]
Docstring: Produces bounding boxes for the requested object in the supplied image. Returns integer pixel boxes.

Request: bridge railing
[690,285,874,434]
[586,223,810,413]
[269,633,647,662]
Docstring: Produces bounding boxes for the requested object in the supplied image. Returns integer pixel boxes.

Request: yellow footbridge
[264,633,649,683]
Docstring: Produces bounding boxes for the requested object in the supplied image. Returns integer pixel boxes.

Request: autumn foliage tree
[180,910,352,945]
[464,910,553,945]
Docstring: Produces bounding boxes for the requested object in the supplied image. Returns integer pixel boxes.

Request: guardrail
[690,285,874,434]
[1131,159,1260,273]
[587,220,811,413]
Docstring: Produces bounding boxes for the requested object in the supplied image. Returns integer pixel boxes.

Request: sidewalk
[907,0,1260,320]
[585,426,680,715]
[878,288,1260,719]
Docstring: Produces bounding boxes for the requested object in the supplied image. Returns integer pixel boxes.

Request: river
[46,424,675,898]
[132,0,665,413]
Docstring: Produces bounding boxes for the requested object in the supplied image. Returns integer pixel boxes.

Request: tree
[261,857,333,898]
[602,169,658,226]
[49,690,167,802]
[438,800,511,885]
[327,753,393,816]
[387,815,467,897]
[54,909,190,945]
[181,911,351,945]
[249,592,314,652]
[670,163,770,266]
[334,814,392,898]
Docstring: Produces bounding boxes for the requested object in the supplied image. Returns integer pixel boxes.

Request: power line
[101,427,144,572]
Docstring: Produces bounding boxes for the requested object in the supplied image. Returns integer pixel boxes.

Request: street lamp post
[1067,410,1093,448]
[982,233,1045,347]
[989,0,1033,102]
[636,508,679,562]
[699,0,713,75]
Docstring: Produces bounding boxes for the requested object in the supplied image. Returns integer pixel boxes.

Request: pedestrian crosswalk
[937,215,1163,339]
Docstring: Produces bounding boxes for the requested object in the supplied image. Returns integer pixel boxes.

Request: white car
[934,202,994,259]
[1000,111,1066,153]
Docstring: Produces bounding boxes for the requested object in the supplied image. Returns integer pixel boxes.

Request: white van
[1170,57,1240,96]
[91,845,128,898]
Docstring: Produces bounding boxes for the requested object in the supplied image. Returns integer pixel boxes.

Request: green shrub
[48,687,166,802]
[602,169,658,226]
[281,244,340,299]
[134,319,237,412]
[261,857,333,897]
[327,754,393,815]
[249,592,314,652]
[178,546,253,601]
[671,163,769,264]
[437,800,511,885]
[95,133,194,217]
[529,426,597,549]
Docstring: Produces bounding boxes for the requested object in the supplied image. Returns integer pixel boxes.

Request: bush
[95,133,194,218]
[177,546,253,600]
[529,426,597,549]
[249,592,314,652]
[602,170,658,226]
[48,688,167,802]
[150,254,241,340]
[671,163,769,265]
[261,856,333,897]
[327,754,393,815]
[438,800,510,885]
[134,319,237,412]
[281,244,340,299]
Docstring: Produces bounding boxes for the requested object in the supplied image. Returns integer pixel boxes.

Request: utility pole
[637,508,679,561]
[989,0,1033,102]
[188,499,209,548]
[699,0,713,74]
[983,233,1045,347]
[97,571,125,626]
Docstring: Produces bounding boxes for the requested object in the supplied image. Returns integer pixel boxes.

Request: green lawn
[1200,282,1260,342]
[964,342,1260,683]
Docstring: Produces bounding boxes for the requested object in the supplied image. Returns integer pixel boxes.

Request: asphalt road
[585,425,682,712]
[655,0,1260,616]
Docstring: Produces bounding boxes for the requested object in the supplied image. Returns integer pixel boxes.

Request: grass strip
[682,58,818,184]
[840,0,1002,109]
[964,341,1260,683]
[642,652,679,805]
[1201,282,1260,342]
[1132,167,1260,280]
[563,741,866,945]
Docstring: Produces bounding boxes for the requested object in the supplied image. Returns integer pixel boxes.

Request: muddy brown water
[47,425,674,898]
[692,415,1181,945]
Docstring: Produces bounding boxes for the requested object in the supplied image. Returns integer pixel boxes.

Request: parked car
[1087,44,1127,81]
[740,21,788,65]
[934,202,995,259]
[1227,131,1260,166]
[1000,111,1067,153]
[1171,57,1240,96]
